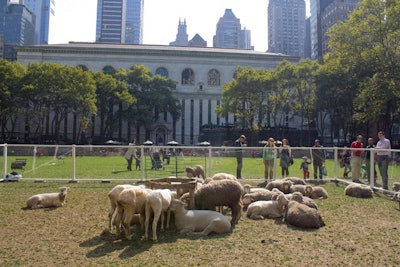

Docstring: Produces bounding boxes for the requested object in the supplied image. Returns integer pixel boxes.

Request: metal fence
[1,143,399,192]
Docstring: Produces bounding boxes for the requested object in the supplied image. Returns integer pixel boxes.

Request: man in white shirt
[376,131,391,190]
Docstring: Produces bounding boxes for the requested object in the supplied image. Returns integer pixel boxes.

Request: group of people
[340,131,391,190]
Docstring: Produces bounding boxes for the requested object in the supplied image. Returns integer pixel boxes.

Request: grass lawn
[0,178,399,266]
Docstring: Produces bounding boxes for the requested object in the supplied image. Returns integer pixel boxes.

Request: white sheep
[114,187,152,240]
[282,177,306,185]
[344,183,373,198]
[170,199,231,236]
[243,184,269,194]
[24,187,69,209]
[185,165,205,179]
[290,184,308,195]
[304,185,329,199]
[265,180,293,194]
[284,200,325,229]
[246,194,289,220]
[144,189,174,241]
[107,184,139,232]
[242,189,274,210]
[204,172,237,184]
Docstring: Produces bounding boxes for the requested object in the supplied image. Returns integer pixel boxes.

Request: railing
[1,143,399,193]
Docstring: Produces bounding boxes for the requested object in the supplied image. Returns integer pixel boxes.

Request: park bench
[11,158,27,170]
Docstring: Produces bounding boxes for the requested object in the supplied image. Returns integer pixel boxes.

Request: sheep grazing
[107,184,139,232]
[185,165,205,179]
[392,182,400,192]
[24,187,69,209]
[344,183,373,198]
[282,177,306,185]
[170,199,231,236]
[144,189,175,241]
[284,200,325,229]
[246,194,289,220]
[304,185,329,199]
[193,179,244,226]
[204,172,237,184]
[242,190,274,210]
[114,187,152,240]
[265,180,293,194]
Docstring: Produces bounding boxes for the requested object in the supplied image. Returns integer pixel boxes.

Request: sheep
[289,192,319,210]
[243,184,269,194]
[107,184,140,232]
[290,184,308,195]
[344,183,373,198]
[304,185,329,199]
[246,194,289,220]
[24,187,69,209]
[114,187,152,240]
[265,180,293,194]
[242,190,274,210]
[282,177,306,185]
[144,189,174,241]
[193,179,244,226]
[392,182,400,192]
[284,200,325,229]
[185,165,205,179]
[169,199,231,236]
[204,172,237,184]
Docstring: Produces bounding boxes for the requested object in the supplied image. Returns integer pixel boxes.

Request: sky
[50,0,310,52]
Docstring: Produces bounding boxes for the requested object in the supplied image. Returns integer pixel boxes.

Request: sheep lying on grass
[392,182,400,192]
[114,187,152,240]
[242,190,274,210]
[204,172,237,184]
[194,179,243,226]
[304,185,329,199]
[290,184,308,195]
[344,183,373,198]
[242,184,268,194]
[170,199,231,236]
[24,187,69,209]
[290,193,319,210]
[284,200,325,229]
[185,165,205,179]
[282,177,306,185]
[144,189,175,241]
[246,194,289,220]
[265,180,292,194]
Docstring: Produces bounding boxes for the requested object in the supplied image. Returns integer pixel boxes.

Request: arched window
[181,68,195,85]
[155,67,168,77]
[207,69,220,86]
[102,65,116,75]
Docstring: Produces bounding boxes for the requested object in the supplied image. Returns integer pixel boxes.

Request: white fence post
[2,144,7,178]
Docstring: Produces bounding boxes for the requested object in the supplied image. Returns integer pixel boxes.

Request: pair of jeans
[377,155,389,189]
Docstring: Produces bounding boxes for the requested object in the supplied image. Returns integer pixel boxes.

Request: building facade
[23,0,56,44]
[96,0,143,44]
[169,19,188,46]
[213,9,253,50]
[16,43,299,145]
[268,0,306,58]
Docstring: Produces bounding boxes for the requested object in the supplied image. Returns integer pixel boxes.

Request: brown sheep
[193,179,244,226]
[344,183,373,198]
[284,200,325,229]
[304,185,328,199]
[185,165,205,179]
[265,180,293,194]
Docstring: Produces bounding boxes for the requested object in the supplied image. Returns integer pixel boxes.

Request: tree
[326,0,400,135]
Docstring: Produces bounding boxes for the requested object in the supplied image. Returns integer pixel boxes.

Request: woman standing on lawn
[279,138,292,178]
[263,137,276,181]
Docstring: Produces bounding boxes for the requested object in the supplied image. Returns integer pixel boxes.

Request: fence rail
[1,143,399,193]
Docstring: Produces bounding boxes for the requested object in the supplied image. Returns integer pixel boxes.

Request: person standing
[350,135,364,183]
[363,137,377,183]
[234,135,247,179]
[124,138,137,171]
[300,156,312,179]
[279,139,292,178]
[376,131,391,190]
[340,146,351,178]
[311,139,326,179]
[263,137,275,181]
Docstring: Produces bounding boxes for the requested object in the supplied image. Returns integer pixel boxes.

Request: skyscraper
[96,0,143,44]
[170,19,188,46]
[23,0,56,44]
[213,9,252,50]
[268,0,306,58]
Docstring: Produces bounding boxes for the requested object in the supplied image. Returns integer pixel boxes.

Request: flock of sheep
[21,164,400,241]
